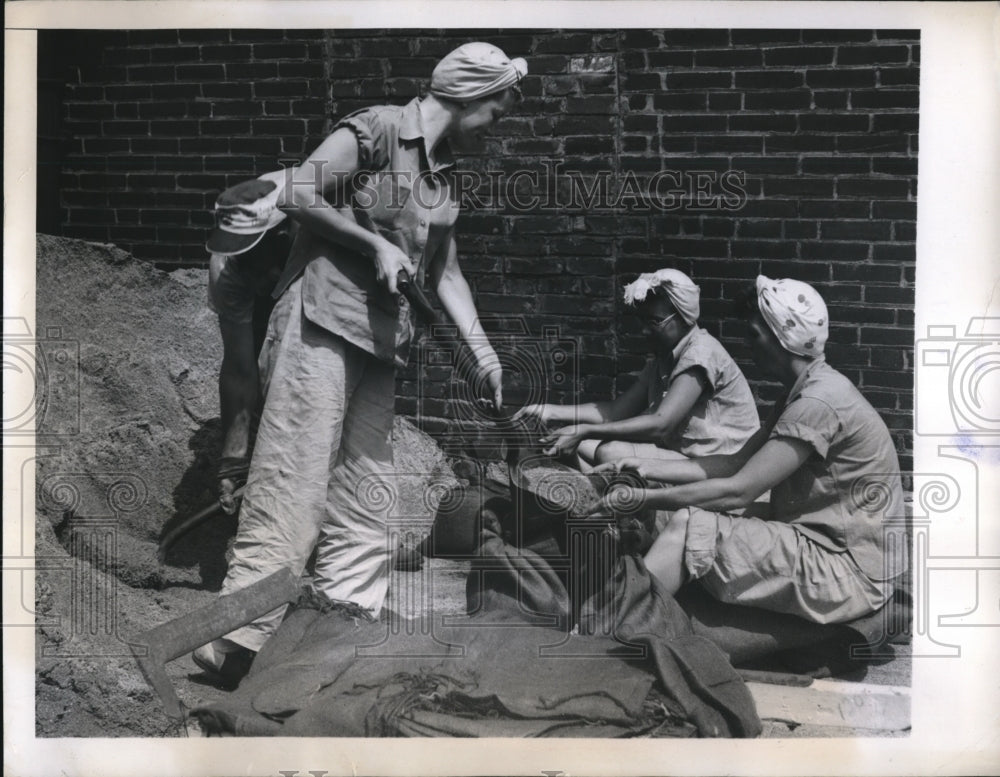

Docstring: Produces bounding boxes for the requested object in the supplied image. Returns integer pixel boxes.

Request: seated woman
[518,268,759,470]
[597,276,907,624]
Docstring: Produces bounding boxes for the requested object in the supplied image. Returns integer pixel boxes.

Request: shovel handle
[157,486,245,563]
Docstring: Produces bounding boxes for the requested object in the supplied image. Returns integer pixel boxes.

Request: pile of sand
[32,234,455,736]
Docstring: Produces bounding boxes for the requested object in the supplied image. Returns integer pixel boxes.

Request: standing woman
[195,43,527,684]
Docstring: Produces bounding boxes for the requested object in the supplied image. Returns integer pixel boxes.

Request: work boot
[192,638,256,690]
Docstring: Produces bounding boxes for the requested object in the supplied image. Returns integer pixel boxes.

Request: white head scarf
[755,275,829,357]
[622,268,700,325]
[430,42,527,102]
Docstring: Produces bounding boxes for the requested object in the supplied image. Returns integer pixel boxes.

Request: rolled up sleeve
[770,397,838,459]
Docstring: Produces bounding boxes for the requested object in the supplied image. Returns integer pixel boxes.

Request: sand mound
[32,233,455,736]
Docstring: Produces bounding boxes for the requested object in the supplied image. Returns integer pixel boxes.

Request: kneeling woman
[599,276,906,624]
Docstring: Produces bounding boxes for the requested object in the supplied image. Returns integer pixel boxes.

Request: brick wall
[44,29,918,472]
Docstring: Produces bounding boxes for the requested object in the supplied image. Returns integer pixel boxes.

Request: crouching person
[597,276,906,624]
[518,268,759,470]
[206,171,297,513]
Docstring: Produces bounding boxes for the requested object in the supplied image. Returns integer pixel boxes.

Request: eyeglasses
[641,312,678,330]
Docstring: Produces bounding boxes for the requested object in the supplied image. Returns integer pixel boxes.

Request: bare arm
[278,129,414,293]
[638,437,812,512]
[597,420,774,484]
[539,370,708,457]
[430,232,503,409]
[515,363,651,426]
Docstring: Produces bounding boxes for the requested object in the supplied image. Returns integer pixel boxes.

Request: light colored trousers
[220,278,395,652]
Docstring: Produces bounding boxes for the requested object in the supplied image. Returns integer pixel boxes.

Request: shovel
[131,567,300,721]
[157,486,245,564]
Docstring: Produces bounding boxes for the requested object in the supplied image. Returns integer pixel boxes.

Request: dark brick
[851,89,919,109]
[737,220,782,239]
[729,114,797,133]
[254,80,310,98]
[101,119,150,136]
[564,136,612,155]
[744,90,812,110]
[837,135,910,154]
[225,62,279,80]
[803,68,877,89]
[765,46,835,66]
[230,29,287,43]
[872,244,916,264]
[662,30,730,47]
[553,115,614,136]
[872,201,916,220]
[150,119,201,135]
[663,114,728,133]
[872,113,919,132]
[837,45,910,65]
[565,96,618,114]
[802,30,874,44]
[831,263,901,284]
[66,103,115,120]
[666,71,732,90]
[105,84,152,100]
[800,114,870,133]
[784,221,818,239]
[148,46,201,64]
[873,157,918,176]
[801,157,871,175]
[879,67,919,87]
[646,50,695,68]
[104,47,151,65]
[176,64,226,80]
[137,101,191,119]
[651,92,708,111]
[800,200,871,219]
[536,32,599,54]
[731,30,801,45]
[253,42,311,59]
[875,30,920,41]
[820,220,893,241]
[651,237,729,259]
[764,178,835,198]
[708,93,742,111]
[837,178,911,199]
[864,286,914,305]
[733,71,804,89]
[127,65,176,82]
[82,137,130,154]
[660,137,698,153]
[731,240,798,260]
[765,135,838,153]
[695,49,763,68]
[732,157,798,175]
[620,30,662,48]
[698,136,765,154]
[176,29,231,44]
[800,241,870,262]
[813,91,849,110]
[252,118,308,134]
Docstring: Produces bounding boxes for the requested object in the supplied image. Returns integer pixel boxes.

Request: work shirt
[273,98,461,367]
[642,326,759,457]
[766,357,907,582]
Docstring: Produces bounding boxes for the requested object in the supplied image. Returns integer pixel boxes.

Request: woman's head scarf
[622,268,700,325]
[755,275,829,357]
[430,42,527,102]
